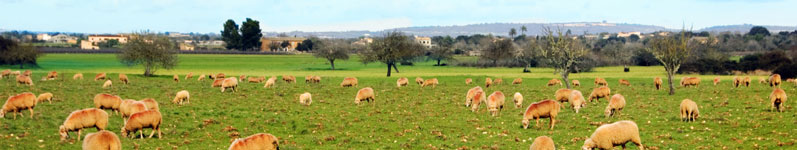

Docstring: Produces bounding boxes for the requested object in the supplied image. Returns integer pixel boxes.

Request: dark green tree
[221,19,241,50]
[296,38,315,51]
[280,40,290,49]
[509,28,517,39]
[481,38,515,66]
[240,18,262,51]
[748,26,771,36]
[360,31,425,77]
[118,33,178,76]
[0,37,42,69]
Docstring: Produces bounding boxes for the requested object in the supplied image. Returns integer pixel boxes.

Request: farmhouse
[260,37,306,52]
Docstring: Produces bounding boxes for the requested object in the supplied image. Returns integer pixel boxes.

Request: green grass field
[0,54,795,149]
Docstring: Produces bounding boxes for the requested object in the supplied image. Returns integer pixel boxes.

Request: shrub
[773,63,797,79]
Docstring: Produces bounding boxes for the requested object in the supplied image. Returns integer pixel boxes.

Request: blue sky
[0,0,795,34]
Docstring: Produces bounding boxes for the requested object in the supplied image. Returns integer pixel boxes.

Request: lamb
[93,93,122,114]
[37,92,54,104]
[619,79,630,86]
[282,75,296,83]
[0,69,9,78]
[421,78,439,88]
[569,90,586,113]
[102,80,112,88]
[554,88,573,103]
[470,90,486,112]
[212,79,224,87]
[529,136,555,150]
[248,76,266,83]
[582,120,643,150]
[228,133,280,150]
[119,73,129,84]
[465,86,485,108]
[522,100,560,130]
[572,80,581,87]
[311,76,321,83]
[340,77,358,87]
[73,73,84,80]
[263,77,277,88]
[396,77,409,87]
[770,88,787,112]
[605,94,626,117]
[547,79,562,86]
[59,108,109,141]
[595,77,608,86]
[46,71,58,80]
[94,73,107,81]
[82,130,121,150]
[770,74,782,87]
[465,78,472,85]
[139,98,159,110]
[185,72,193,80]
[512,78,522,85]
[486,91,506,116]
[173,90,190,105]
[221,77,239,92]
[743,76,751,87]
[415,77,424,85]
[679,99,699,121]
[513,92,523,108]
[713,77,720,85]
[354,87,375,104]
[120,100,148,121]
[588,86,611,102]
[493,78,503,85]
[299,92,312,106]
[1,92,37,119]
[654,77,663,90]
[121,110,162,139]
[16,75,33,86]
[485,77,493,88]
[173,75,180,83]
[198,74,206,81]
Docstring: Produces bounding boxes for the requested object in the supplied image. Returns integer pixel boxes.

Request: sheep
[185,72,193,80]
[299,92,312,106]
[494,78,503,85]
[212,79,224,87]
[572,80,581,87]
[485,77,493,88]
[713,77,721,85]
[139,98,159,111]
[470,90,486,112]
[529,136,555,150]
[486,91,506,116]
[396,77,409,87]
[82,130,121,150]
[340,77,358,87]
[595,77,608,86]
[512,78,522,85]
[228,133,280,150]
[421,78,439,88]
[547,79,562,86]
[221,77,239,92]
[770,74,782,87]
[0,69,9,78]
[46,71,58,80]
[1,92,37,119]
[465,86,485,108]
[354,87,375,104]
[74,73,84,80]
[120,100,148,122]
[16,75,33,86]
[415,77,424,85]
[569,90,586,113]
[216,73,226,79]
[582,120,643,150]
[311,76,321,83]
[554,88,573,103]
[654,77,663,90]
[37,92,54,104]
[94,73,107,81]
[248,76,266,83]
[119,73,129,84]
[93,93,122,114]
[121,110,162,139]
[588,86,611,102]
[59,108,109,141]
[239,75,247,81]
[22,70,31,76]
[263,77,277,88]
[522,99,560,130]
[173,75,180,83]
[743,76,751,87]
[198,74,206,81]
[681,77,700,87]
[770,88,787,112]
[605,94,626,117]
[10,70,20,76]
[282,75,296,83]
[102,80,112,88]
[513,92,523,108]
[173,90,190,105]
[679,99,699,121]
[465,78,472,85]
[619,79,631,86]
[758,77,767,84]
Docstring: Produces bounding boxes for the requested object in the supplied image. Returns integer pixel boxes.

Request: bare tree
[360,31,424,77]
[647,30,691,95]
[118,33,178,76]
[538,27,588,89]
[481,38,515,66]
[313,39,350,70]
[517,37,540,72]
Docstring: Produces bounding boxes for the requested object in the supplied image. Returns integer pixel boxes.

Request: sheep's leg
[535,117,540,128]
[549,116,556,130]
[29,108,33,119]
[632,135,644,150]
[13,111,17,119]
[77,129,82,141]
[139,130,144,139]
[158,127,162,139]
[148,128,156,138]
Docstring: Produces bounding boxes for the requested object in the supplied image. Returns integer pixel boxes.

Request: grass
[0,54,795,149]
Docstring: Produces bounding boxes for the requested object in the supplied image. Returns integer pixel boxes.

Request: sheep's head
[604,109,612,117]
[582,138,596,150]
[121,128,128,137]
[522,119,530,129]
[59,125,68,141]
[0,110,5,118]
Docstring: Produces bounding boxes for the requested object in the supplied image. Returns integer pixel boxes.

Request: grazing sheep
[421,78,439,88]
[239,75,247,81]
[654,77,663,90]
[198,74,206,81]
[554,89,573,103]
[59,108,109,141]
[221,77,239,92]
[22,70,31,76]
[770,74,782,87]
[1,92,37,119]
[73,73,84,80]
[216,73,226,79]
[605,94,626,117]
[770,88,787,112]
[37,92,54,104]
[173,90,190,105]
[173,75,180,83]
[94,73,107,81]
[494,78,503,85]
[758,77,767,84]
[743,76,751,87]
[470,90,486,112]
[120,100,148,121]
[513,78,522,85]
[465,78,472,85]
[139,98,159,111]
[305,75,313,83]
[465,86,485,108]
[679,99,699,121]
[713,77,720,85]
[93,93,122,114]
[10,70,20,76]
[282,75,296,83]
[82,130,121,150]
[588,86,611,102]
[102,80,112,88]
[299,92,312,106]
[619,79,630,86]
[681,77,700,87]
[118,74,129,84]
[263,77,277,88]
[547,79,562,86]
[595,77,608,86]
[396,77,409,87]
[732,76,741,87]
[228,133,280,150]
[354,87,375,104]
[248,76,266,83]
[311,76,321,83]
[582,120,643,150]
[46,71,58,80]
[415,77,424,85]
[185,72,193,80]
[486,91,506,116]
[522,100,560,129]
[340,77,358,87]
[16,75,33,86]
[572,80,581,87]
[513,92,523,108]
[485,77,493,88]
[569,90,586,113]
[212,79,224,87]
[121,110,162,139]
[529,136,555,150]
[0,69,9,78]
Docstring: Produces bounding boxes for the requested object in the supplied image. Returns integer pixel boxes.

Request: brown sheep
[513,92,523,108]
[486,91,506,116]
[605,94,626,117]
[619,79,630,86]
[681,77,700,87]
[305,75,313,83]
[465,86,485,108]
[582,120,643,150]
[299,92,312,106]
[465,78,472,85]
[529,136,555,150]
[512,78,523,85]
[37,92,54,104]
[546,79,562,86]
[185,72,193,80]
[340,77,358,87]
[73,73,84,80]
[470,90,486,112]
[494,78,503,85]
[139,98,159,110]
[82,130,121,150]
[239,75,247,81]
[121,110,162,139]
[770,88,787,112]
[59,108,109,141]
[221,77,239,92]
[0,69,9,78]
[733,76,741,87]
[588,86,611,102]
[212,79,224,87]
[173,90,190,105]
[654,77,663,90]
[595,77,608,86]
[354,87,375,104]
[713,77,720,85]
[94,73,107,81]
[311,76,321,83]
[679,99,699,121]
[485,77,493,88]
[198,74,206,81]
[16,75,33,86]
[10,70,20,76]
[46,71,58,80]
[396,77,409,87]
[120,100,148,121]
[93,93,122,114]
[102,80,112,88]
[421,78,439,88]
[415,77,424,85]
[554,88,573,103]
[522,100,560,130]
[743,76,751,87]
[22,70,31,76]
[216,73,226,79]
[770,74,782,87]
[118,73,129,84]
[282,75,296,83]
[228,133,280,150]
[1,92,37,119]
[248,76,266,83]
[263,77,277,88]
[572,80,581,87]
[569,90,586,113]
[758,77,767,84]
[173,75,180,83]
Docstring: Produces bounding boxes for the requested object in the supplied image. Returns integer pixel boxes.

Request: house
[617,32,641,38]
[50,34,78,44]
[353,37,373,45]
[179,43,195,51]
[88,35,128,44]
[260,37,306,52]
[414,36,432,48]
[80,41,99,50]
[36,33,51,41]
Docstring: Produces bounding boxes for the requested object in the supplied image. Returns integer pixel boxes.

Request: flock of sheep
[1,68,791,150]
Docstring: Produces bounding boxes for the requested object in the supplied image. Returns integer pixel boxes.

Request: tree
[747,26,771,36]
[517,38,540,72]
[97,39,120,48]
[280,40,290,49]
[221,19,241,50]
[313,39,350,70]
[481,38,515,66]
[428,36,456,66]
[360,31,424,77]
[240,18,262,51]
[118,33,177,77]
[521,25,528,36]
[296,38,315,51]
[647,30,691,95]
[509,28,517,39]
[538,27,588,89]
[0,37,42,69]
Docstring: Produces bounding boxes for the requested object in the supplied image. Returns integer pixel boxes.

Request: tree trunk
[393,63,399,73]
[562,70,571,89]
[667,70,675,95]
[144,65,152,77]
[19,63,23,69]
[437,59,441,66]
[386,63,392,77]
[329,60,336,70]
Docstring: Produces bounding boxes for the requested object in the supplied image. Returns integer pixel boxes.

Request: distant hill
[698,24,797,33]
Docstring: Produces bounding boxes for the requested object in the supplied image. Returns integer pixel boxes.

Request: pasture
[0,54,795,149]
